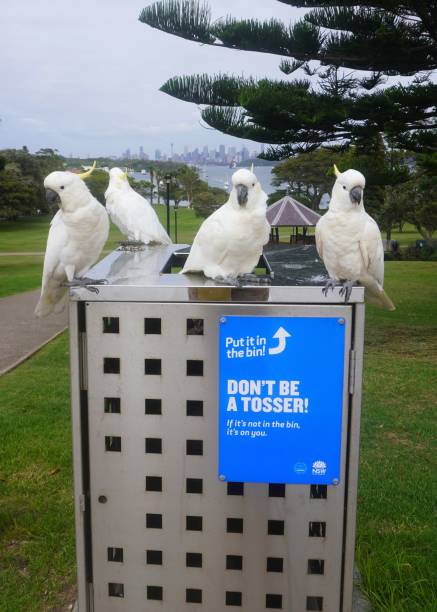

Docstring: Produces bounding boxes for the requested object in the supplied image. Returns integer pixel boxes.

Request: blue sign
[218,316,346,484]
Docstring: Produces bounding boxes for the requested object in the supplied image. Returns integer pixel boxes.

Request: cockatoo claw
[339,280,354,303]
[63,277,108,294]
[322,278,337,296]
[237,273,271,287]
[118,240,145,252]
[214,275,239,287]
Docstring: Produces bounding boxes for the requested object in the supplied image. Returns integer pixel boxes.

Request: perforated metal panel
[69,245,365,612]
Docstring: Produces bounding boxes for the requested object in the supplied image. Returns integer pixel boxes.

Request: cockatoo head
[108,167,130,190]
[44,163,96,212]
[330,165,366,212]
[230,168,266,211]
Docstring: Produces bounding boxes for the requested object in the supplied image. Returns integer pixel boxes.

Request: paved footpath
[0,289,67,375]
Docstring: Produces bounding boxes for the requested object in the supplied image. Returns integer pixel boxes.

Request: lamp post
[165,174,171,236]
[174,200,179,243]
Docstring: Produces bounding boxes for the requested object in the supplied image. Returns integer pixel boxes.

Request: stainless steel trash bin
[69,244,365,612]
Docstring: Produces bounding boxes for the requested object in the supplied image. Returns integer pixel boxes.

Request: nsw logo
[293,462,307,475]
[312,460,327,476]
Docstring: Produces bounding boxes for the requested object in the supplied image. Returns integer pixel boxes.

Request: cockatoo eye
[60,186,65,190]
[342,185,346,190]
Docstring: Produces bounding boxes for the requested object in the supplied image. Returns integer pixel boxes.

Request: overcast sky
[1,0,309,158]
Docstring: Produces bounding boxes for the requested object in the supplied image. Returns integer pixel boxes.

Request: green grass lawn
[0,209,205,299]
[0,208,202,254]
[357,262,437,611]
[0,262,436,610]
[0,255,45,299]
[0,213,428,299]
[0,333,74,611]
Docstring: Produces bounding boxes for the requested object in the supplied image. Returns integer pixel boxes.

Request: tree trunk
[386,226,392,242]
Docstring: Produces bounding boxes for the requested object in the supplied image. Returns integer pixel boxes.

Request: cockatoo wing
[315,218,324,260]
[35,212,69,317]
[124,190,171,244]
[359,214,395,310]
[106,193,132,238]
[359,214,384,285]
[182,210,228,273]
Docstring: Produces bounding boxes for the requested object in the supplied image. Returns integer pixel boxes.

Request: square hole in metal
[145,398,162,415]
[145,437,162,454]
[186,515,203,531]
[186,478,203,494]
[103,357,120,374]
[226,591,242,606]
[226,555,243,570]
[186,588,202,603]
[187,318,204,335]
[308,559,325,575]
[146,550,163,565]
[187,360,204,376]
[146,513,162,529]
[268,520,284,535]
[108,583,124,598]
[145,476,162,491]
[269,484,285,497]
[186,552,202,568]
[186,440,203,455]
[227,518,243,533]
[144,318,161,334]
[309,522,326,537]
[145,359,161,375]
[266,593,283,609]
[107,547,123,562]
[310,485,327,499]
[227,482,244,496]
[186,400,203,416]
[103,317,119,333]
[105,436,121,452]
[306,596,323,610]
[147,585,163,600]
[267,557,283,573]
[104,397,120,414]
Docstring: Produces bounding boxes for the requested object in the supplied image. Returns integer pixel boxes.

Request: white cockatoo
[315,165,395,310]
[182,168,270,281]
[105,168,171,245]
[35,164,109,317]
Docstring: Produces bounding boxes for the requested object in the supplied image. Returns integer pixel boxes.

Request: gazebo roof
[266,195,321,227]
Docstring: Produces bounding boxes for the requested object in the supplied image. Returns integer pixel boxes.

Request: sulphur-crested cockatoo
[35,164,109,317]
[182,168,270,281]
[105,168,171,245]
[316,165,395,310]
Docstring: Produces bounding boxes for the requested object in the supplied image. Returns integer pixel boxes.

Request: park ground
[0,213,436,611]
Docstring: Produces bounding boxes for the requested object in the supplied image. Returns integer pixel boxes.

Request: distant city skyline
[119,143,265,165]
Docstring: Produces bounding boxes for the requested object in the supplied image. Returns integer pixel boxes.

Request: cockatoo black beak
[350,186,363,205]
[45,188,61,205]
[236,184,248,206]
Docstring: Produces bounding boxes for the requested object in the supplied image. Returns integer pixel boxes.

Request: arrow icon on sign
[268,327,291,355]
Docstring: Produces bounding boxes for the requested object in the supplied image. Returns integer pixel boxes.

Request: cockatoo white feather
[316,167,395,310]
[35,170,109,317]
[105,168,171,244]
[182,168,270,279]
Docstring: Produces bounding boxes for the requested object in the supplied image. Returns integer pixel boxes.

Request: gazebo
[266,194,321,244]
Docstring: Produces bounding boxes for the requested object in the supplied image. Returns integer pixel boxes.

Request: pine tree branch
[139,0,214,43]
[160,74,252,105]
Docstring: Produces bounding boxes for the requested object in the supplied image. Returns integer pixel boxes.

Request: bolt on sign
[218,316,346,484]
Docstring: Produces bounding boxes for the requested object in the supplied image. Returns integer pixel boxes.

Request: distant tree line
[0,148,227,221]
[0,148,63,219]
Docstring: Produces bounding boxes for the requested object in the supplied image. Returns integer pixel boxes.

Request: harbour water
[131,164,277,197]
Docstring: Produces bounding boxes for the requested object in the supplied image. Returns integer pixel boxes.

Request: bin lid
[69,243,364,304]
